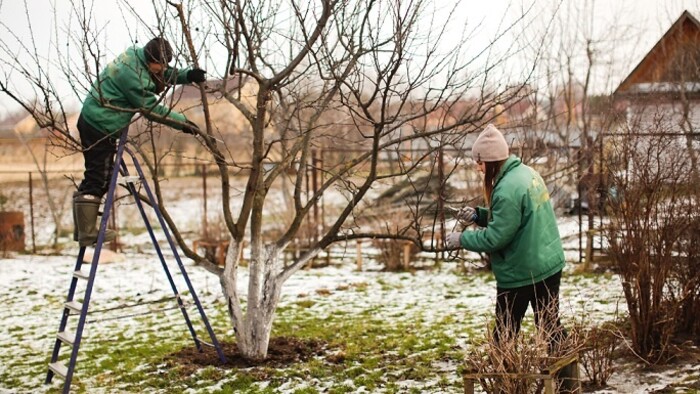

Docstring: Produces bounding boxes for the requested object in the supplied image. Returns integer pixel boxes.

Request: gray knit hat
[472,124,509,162]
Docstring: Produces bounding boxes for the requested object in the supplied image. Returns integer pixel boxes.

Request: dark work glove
[456,206,478,226]
[181,120,200,135]
[187,68,207,83]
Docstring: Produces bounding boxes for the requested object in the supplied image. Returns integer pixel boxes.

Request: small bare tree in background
[514,1,634,256]
[12,122,75,248]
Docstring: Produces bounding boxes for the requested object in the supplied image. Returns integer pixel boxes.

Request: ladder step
[65,301,83,313]
[73,269,90,280]
[48,362,68,379]
[120,175,141,184]
[57,330,75,346]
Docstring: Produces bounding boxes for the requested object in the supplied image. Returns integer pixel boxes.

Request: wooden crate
[462,355,581,394]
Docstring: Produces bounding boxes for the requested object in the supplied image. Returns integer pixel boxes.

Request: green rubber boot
[73,194,117,247]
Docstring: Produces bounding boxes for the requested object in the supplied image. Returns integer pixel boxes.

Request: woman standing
[445,124,566,347]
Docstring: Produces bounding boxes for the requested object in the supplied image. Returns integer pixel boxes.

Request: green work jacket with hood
[459,155,565,289]
[81,46,191,136]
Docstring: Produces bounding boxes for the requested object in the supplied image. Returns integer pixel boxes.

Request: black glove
[181,120,200,135]
[187,68,206,83]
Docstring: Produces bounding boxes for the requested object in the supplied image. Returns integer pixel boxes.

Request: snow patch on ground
[1,245,695,393]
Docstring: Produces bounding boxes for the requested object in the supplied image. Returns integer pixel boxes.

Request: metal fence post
[312,149,319,243]
[28,172,36,253]
[437,145,445,262]
[202,164,208,240]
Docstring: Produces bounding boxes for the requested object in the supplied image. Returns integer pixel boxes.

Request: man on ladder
[73,36,206,246]
[47,36,224,394]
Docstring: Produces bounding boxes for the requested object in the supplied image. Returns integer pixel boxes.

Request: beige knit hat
[472,124,509,162]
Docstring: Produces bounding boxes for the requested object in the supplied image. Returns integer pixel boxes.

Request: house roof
[615,10,700,96]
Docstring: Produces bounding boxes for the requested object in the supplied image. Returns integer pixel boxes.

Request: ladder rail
[45,246,87,384]
[60,128,128,394]
[125,146,227,363]
[119,160,202,351]
[47,129,227,394]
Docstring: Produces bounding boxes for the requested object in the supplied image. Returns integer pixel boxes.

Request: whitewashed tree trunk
[220,238,319,361]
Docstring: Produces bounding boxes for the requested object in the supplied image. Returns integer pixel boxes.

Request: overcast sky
[0,0,699,119]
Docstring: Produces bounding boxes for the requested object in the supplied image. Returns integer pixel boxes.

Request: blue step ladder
[45,129,226,393]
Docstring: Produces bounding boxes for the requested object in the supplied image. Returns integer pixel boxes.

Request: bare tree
[603,125,698,362]
[10,115,72,248]
[607,10,700,357]
[1,0,542,361]
[514,1,638,268]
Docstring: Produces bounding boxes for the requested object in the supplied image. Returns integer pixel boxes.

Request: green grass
[267,310,464,393]
[10,299,468,394]
[1,269,636,393]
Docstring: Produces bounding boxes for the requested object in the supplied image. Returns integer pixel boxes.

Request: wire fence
[0,145,587,264]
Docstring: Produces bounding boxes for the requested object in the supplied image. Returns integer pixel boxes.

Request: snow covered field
[0,177,698,393]
[1,242,698,393]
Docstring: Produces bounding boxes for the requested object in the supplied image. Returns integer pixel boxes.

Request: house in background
[614,10,700,140]
[612,9,700,190]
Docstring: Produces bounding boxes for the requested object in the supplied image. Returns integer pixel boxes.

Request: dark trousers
[494,270,566,351]
[76,115,122,198]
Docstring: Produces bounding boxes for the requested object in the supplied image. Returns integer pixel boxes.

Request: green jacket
[81,46,190,136]
[460,155,565,289]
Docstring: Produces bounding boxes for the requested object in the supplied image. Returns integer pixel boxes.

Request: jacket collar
[134,46,149,68]
[495,155,521,184]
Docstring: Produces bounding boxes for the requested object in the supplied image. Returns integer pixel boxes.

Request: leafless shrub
[670,216,700,342]
[603,125,699,362]
[195,213,231,266]
[575,321,620,388]
[202,212,230,243]
[464,303,583,393]
[371,239,419,271]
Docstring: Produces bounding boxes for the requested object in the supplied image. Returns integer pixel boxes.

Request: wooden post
[572,358,582,393]
[437,146,445,263]
[543,377,554,394]
[585,229,595,264]
[463,375,475,394]
[312,149,319,243]
[402,242,411,270]
[356,240,363,271]
[319,149,325,240]
[202,164,208,240]
[577,149,584,266]
[28,172,36,253]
